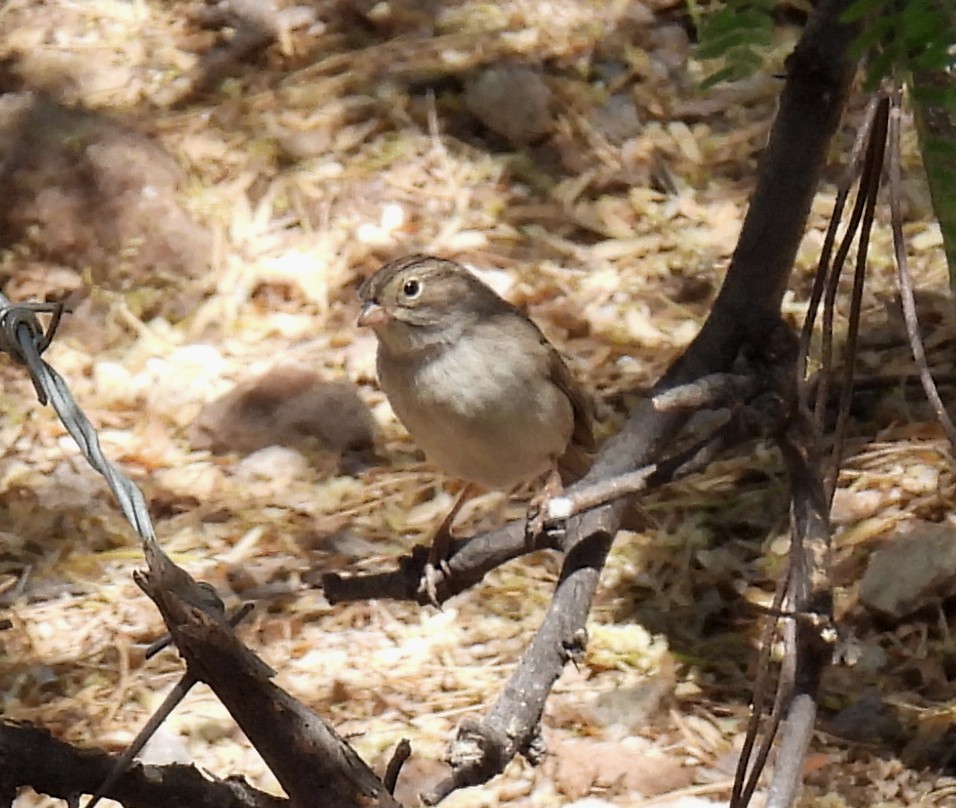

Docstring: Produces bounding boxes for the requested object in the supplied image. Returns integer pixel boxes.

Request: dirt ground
[0,1,954,807]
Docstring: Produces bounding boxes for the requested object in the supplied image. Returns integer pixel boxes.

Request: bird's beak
[358,301,388,327]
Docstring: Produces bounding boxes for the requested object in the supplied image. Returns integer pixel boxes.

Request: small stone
[860,521,956,617]
[588,94,642,145]
[189,363,375,471]
[0,92,211,301]
[464,64,553,145]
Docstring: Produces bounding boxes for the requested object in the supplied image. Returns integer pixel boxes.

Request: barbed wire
[0,292,158,546]
[0,291,250,807]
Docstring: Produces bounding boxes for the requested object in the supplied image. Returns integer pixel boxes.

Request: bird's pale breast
[378,329,573,490]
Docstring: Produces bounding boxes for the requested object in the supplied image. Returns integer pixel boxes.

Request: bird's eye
[402,278,422,298]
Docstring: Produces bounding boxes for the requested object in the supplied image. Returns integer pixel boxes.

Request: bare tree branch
[138,541,402,808]
[324,1,861,802]
[0,721,287,808]
[430,0,861,795]
[765,409,835,808]
[888,86,956,446]
[827,95,889,499]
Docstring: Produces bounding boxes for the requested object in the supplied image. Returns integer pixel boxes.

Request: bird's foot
[524,504,546,548]
[525,469,566,548]
[525,501,568,549]
[418,557,451,607]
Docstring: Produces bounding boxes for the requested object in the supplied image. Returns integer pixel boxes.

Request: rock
[588,94,642,145]
[859,521,956,617]
[826,687,903,745]
[647,24,692,75]
[0,93,210,300]
[189,363,375,472]
[464,64,553,145]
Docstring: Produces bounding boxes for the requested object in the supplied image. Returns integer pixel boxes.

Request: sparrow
[358,255,593,600]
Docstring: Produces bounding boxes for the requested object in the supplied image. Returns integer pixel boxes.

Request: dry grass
[0,1,953,807]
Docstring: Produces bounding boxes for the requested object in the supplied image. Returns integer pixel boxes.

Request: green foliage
[912,71,956,283]
[693,0,954,88]
[691,0,776,88]
[692,0,956,280]
[844,0,955,87]
[843,0,956,282]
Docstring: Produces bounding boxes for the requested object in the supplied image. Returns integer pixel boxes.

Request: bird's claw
[419,558,451,607]
[525,499,566,548]
[525,506,545,548]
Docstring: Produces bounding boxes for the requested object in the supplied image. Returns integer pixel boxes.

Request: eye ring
[402,278,422,299]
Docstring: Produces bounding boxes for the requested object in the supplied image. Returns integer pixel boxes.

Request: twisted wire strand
[0,293,240,808]
[0,293,157,545]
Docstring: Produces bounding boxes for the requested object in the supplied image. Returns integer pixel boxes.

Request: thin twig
[764,410,834,808]
[652,373,757,411]
[84,603,256,808]
[798,96,880,410]
[827,95,889,501]
[730,576,789,807]
[813,102,882,434]
[383,739,412,795]
[544,466,657,522]
[544,405,756,526]
[887,87,956,446]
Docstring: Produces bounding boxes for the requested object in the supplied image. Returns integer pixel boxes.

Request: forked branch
[326,0,860,802]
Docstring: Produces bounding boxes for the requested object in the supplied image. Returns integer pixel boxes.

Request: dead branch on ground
[0,720,287,808]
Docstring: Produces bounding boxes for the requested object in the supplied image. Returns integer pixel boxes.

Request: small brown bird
[358,255,593,600]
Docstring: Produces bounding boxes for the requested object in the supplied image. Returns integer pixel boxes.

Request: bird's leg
[421,482,478,604]
[525,466,564,548]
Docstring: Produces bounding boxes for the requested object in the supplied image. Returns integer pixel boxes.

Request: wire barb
[0,299,68,402]
[0,291,158,547]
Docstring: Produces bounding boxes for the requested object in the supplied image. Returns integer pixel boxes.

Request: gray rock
[189,363,375,471]
[588,94,642,145]
[0,93,210,293]
[827,687,903,744]
[859,521,956,617]
[464,64,553,145]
